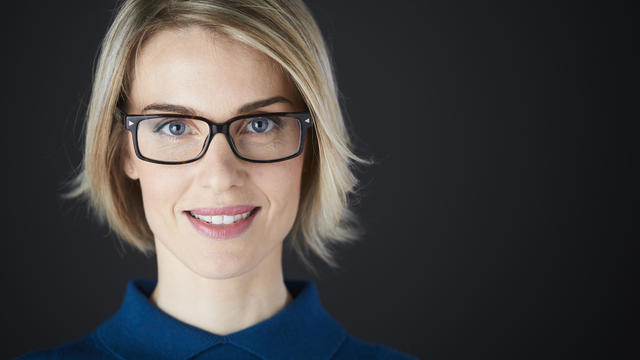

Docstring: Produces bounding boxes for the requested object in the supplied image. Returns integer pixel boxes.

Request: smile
[188,209,254,225]
[185,206,260,240]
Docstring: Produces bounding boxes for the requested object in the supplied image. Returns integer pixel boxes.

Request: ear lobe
[121,132,139,180]
[123,156,139,180]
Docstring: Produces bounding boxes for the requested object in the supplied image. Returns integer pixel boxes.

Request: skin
[123,25,307,335]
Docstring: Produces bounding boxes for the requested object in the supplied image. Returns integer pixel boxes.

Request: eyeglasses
[123,111,313,164]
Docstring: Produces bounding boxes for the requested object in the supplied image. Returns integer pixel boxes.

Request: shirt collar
[97,278,347,360]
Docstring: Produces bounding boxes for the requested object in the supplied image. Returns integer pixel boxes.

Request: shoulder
[13,331,118,360]
[332,333,418,360]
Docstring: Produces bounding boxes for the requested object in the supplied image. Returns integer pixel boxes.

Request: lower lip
[185,208,260,240]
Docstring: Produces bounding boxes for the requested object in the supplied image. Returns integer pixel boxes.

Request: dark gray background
[2,1,634,359]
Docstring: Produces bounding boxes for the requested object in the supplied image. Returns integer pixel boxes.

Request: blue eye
[247,117,275,133]
[156,120,188,136]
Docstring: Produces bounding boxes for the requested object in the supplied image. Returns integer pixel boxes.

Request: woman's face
[123,26,306,279]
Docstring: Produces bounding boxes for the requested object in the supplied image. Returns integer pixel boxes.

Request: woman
[16,0,416,359]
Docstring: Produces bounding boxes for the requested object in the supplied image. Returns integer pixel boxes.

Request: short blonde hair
[67,0,369,274]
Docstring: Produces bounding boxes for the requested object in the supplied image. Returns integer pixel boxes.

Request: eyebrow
[141,96,293,116]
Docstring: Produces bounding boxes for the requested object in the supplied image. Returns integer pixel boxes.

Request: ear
[123,154,139,180]
[122,134,140,180]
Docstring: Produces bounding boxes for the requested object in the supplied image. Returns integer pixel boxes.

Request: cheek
[136,163,189,229]
[253,156,303,211]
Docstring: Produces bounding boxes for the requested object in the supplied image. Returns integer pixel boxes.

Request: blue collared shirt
[16,279,417,359]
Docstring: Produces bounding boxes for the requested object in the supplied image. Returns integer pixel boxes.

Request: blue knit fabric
[15,279,417,359]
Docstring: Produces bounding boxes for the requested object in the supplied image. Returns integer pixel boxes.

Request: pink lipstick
[185,206,260,240]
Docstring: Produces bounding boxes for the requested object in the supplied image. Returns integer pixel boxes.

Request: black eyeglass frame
[123,111,314,165]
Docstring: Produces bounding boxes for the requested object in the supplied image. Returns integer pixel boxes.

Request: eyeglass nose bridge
[209,122,229,136]
[199,122,235,158]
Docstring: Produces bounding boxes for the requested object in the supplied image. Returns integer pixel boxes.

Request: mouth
[185,207,260,225]
[184,206,261,240]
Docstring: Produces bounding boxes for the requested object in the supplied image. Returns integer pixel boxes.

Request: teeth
[191,210,253,225]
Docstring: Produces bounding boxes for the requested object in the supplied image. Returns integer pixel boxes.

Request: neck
[149,239,293,336]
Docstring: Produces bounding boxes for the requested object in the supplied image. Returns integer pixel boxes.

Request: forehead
[126,25,294,115]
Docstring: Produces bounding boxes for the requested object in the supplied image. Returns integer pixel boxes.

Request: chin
[188,252,260,280]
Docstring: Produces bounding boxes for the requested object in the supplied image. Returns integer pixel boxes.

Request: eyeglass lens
[136,114,302,162]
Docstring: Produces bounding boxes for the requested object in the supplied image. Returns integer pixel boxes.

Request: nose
[193,133,245,192]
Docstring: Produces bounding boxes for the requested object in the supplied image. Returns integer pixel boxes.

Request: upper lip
[187,205,258,216]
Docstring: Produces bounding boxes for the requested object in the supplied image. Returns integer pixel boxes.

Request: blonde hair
[67,0,370,275]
